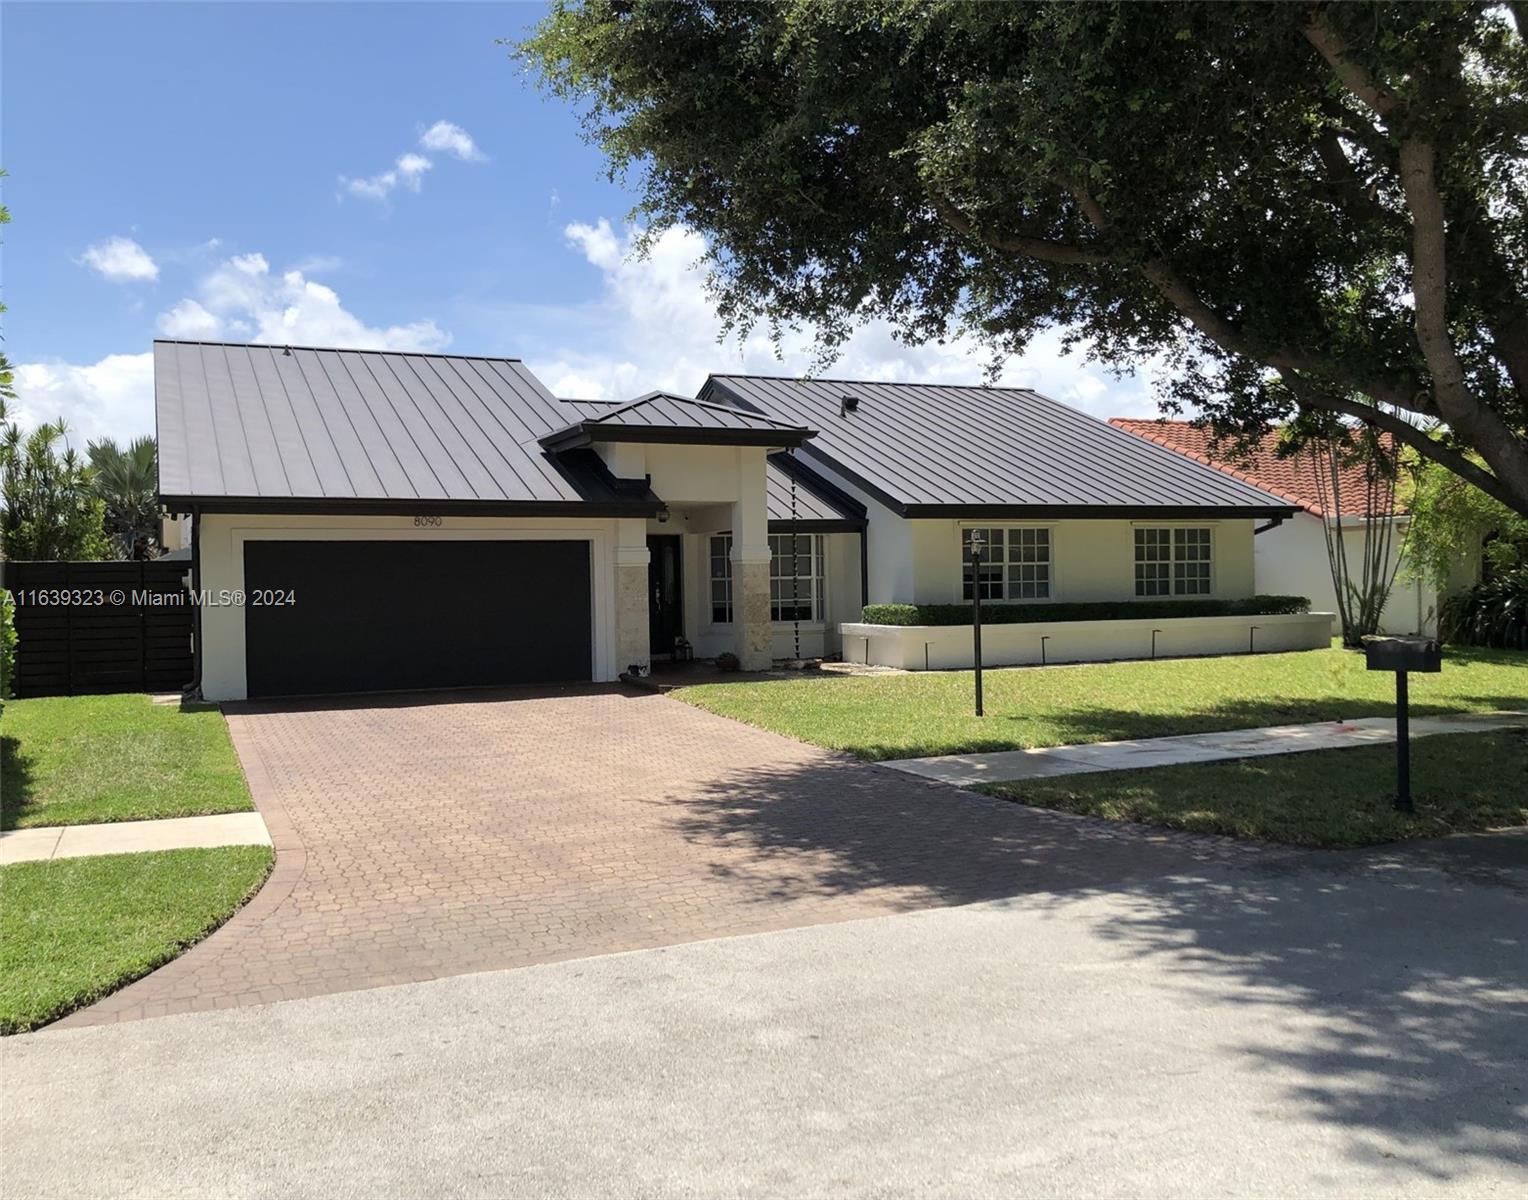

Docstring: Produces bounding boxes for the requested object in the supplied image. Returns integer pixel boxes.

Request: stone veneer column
[614,518,651,676]
[731,448,773,671]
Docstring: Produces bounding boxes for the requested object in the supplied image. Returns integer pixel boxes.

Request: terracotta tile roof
[1106,419,1401,517]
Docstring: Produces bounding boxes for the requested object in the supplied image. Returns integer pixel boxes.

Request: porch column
[614,518,650,676]
[730,448,773,671]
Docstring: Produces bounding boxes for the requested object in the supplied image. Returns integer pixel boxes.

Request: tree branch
[1397,135,1528,505]
[933,197,1108,266]
[1285,372,1527,514]
[1303,10,1400,120]
[1064,180,1429,414]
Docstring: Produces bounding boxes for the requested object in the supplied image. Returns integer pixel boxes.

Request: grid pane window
[709,535,733,622]
[1173,527,1212,595]
[963,527,1050,601]
[1135,527,1211,596]
[709,533,826,623]
[770,533,824,622]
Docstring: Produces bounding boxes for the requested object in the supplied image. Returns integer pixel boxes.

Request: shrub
[714,651,741,671]
[1439,567,1528,650]
[0,588,14,704]
[860,596,1311,627]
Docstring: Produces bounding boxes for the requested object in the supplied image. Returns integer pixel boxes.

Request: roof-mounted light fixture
[840,394,860,417]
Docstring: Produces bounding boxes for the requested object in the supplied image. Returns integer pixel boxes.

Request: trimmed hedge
[860,596,1311,627]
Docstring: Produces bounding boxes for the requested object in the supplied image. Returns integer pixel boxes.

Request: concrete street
[5,830,1524,1198]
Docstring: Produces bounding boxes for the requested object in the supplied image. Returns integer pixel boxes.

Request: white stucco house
[1109,420,1445,636]
[155,341,1329,701]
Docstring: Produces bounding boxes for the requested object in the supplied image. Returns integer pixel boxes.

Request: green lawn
[0,845,273,1033]
[1,694,254,830]
[975,730,1528,848]
[677,645,1528,761]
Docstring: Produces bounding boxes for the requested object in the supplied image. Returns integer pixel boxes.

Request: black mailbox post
[1363,636,1443,812]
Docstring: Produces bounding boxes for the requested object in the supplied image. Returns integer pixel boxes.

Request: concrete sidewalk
[0,811,270,865]
[886,711,1528,786]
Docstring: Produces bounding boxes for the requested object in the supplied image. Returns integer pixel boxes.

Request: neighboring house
[155,341,1322,701]
[1109,420,1440,636]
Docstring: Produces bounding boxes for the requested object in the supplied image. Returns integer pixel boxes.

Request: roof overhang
[897,503,1303,520]
[159,496,665,519]
[539,424,814,453]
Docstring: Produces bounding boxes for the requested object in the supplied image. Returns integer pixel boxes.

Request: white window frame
[958,524,1056,603]
[1133,525,1215,597]
[708,534,734,624]
[708,533,828,625]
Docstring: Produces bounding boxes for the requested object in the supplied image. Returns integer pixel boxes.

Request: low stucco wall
[839,612,1335,670]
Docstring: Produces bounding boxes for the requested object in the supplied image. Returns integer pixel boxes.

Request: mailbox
[1363,635,1442,674]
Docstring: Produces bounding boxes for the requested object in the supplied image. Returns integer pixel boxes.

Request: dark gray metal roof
[767,452,867,530]
[702,375,1300,518]
[558,401,861,528]
[154,341,661,514]
[541,391,813,451]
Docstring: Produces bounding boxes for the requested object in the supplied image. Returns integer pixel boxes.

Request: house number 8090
[413,515,443,528]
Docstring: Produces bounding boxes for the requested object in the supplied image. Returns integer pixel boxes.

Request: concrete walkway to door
[54,685,1276,1029]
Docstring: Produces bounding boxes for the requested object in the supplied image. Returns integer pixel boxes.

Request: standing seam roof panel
[191,347,254,496]
[351,353,478,500]
[221,345,294,497]
[724,377,981,506]
[326,350,441,500]
[247,349,322,497]
[708,375,1296,511]
[306,349,416,499]
[409,357,544,502]
[389,354,512,501]
[153,345,192,496]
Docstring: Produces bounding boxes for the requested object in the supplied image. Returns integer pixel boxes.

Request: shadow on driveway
[670,749,1528,1174]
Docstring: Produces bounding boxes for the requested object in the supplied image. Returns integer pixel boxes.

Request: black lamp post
[969,529,985,717]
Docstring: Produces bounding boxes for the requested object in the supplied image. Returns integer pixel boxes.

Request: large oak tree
[520,1,1528,513]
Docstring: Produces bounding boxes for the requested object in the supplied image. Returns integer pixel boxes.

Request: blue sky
[3,1,1157,446]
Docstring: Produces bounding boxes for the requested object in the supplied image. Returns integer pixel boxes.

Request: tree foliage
[520,1,1528,513]
[0,400,109,561]
[1406,457,1528,587]
[88,436,160,558]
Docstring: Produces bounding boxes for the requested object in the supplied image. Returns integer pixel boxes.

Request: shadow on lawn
[671,753,1528,1176]
[841,694,1528,761]
[0,734,36,832]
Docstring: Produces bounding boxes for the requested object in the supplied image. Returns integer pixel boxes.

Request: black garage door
[243,540,592,698]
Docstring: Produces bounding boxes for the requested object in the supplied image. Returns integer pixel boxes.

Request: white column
[730,448,773,671]
[614,517,651,675]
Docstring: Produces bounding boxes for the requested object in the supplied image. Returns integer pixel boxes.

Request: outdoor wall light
[657,507,670,524]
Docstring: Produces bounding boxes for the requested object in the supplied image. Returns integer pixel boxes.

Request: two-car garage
[241,540,593,699]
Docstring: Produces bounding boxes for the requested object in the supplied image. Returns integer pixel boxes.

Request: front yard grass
[676,645,1528,761]
[1,694,254,830]
[0,845,273,1033]
[975,729,1528,848]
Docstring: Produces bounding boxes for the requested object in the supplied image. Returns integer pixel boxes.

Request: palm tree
[88,436,159,558]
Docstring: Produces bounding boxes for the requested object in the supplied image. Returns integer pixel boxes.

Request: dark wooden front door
[647,535,683,657]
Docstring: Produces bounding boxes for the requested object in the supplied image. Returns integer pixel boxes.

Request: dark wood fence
[1,560,193,698]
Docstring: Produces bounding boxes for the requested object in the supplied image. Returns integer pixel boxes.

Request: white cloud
[77,236,159,283]
[341,120,482,203]
[525,219,1162,420]
[190,252,449,352]
[156,299,222,340]
[419,120,486,162]
[395,153,433,190]
[11,251,449,446]
[10,354,155,447]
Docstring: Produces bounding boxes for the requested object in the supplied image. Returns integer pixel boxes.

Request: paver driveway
[58,685,1264,1027]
